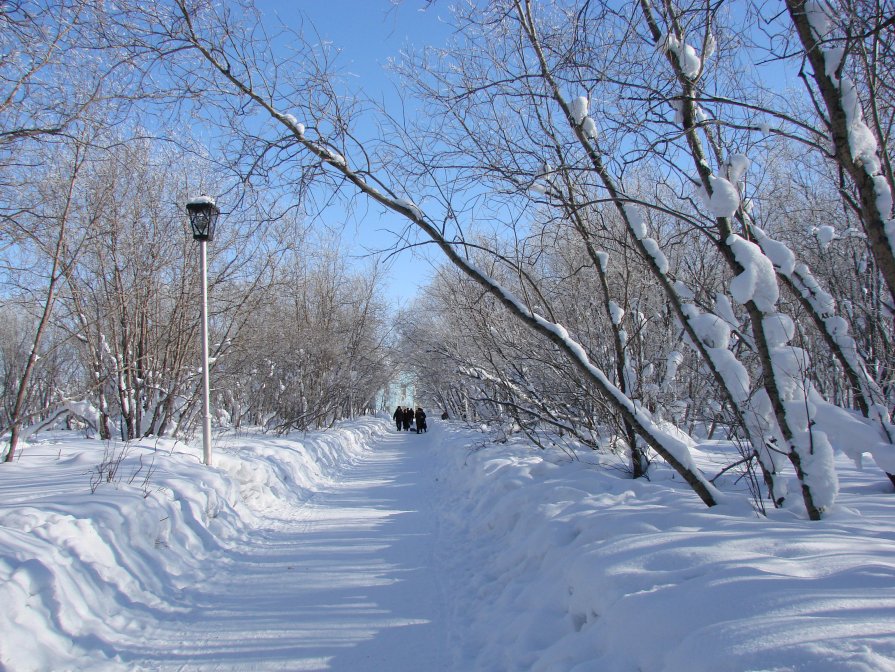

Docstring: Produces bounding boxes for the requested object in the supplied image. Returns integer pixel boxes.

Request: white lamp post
[185,196,220,466]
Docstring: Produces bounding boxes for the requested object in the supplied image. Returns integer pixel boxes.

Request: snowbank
[434,425,895,672]
[0,419,387,671]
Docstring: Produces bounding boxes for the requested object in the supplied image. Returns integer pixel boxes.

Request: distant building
[377,371,416,411]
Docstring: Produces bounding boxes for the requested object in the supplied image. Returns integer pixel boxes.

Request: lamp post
[186,196,220,466]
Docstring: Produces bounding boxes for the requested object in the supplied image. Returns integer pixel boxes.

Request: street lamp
[186,196,220,466]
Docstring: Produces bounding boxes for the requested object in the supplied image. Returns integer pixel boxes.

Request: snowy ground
[1,417,894,671]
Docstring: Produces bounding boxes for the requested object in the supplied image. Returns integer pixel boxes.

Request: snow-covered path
[6,419,895,671]
[125,428,448,671]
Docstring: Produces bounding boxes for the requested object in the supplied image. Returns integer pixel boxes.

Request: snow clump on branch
[727,154,750,183]
[761,311,840,511]
[283,114,305,137]
[663,34,701,79]
[581,116,598,140]
[727,235,779,311]
[641,237,669,274]
[751,226,796,275]
[609,301,624,325]
[663,350,684,388]
[813,225,837,247]
[713,292,739,328]
[674,280,694,301]
[708,176,740,218]
[682,304,730,349]
[804,0,834,37]
[569,96,589,125]
[624,203,647,240]
[680,303,751,402]
[395,198,424,221]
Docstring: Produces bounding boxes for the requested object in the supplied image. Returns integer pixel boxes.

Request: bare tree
[2,138,89,461]
[67,0,892,517]
[116,0,720,506]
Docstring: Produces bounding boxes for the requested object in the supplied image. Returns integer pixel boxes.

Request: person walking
[415,407,427,433]
[403,406,413,431]
[393,405,404,432]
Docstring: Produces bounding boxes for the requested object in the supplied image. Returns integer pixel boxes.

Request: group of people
[393,405,427,433]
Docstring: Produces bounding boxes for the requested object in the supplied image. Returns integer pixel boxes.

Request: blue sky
[256,1,455,302]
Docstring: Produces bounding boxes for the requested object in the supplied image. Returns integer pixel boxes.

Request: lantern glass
[186,197,220,242]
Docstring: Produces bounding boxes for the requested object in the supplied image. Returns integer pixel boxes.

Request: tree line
[0,2,392,460]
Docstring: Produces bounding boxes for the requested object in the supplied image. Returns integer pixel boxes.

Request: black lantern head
[186,196,220,242]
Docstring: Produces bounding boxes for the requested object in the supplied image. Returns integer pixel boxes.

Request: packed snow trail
[5,419,895,670]
[127,427,448,671]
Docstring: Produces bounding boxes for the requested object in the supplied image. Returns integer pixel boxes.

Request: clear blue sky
[256,1,455,303]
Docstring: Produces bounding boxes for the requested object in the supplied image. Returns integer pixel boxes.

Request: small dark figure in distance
[403,406,413,431]
[415,407,427,433]
[393,405,403,431]
[441,411,449,420]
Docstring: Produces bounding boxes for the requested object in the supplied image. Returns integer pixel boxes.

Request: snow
[641,236,669,274]
[825,46,845,79]
[674,280,694,301]
[809,8,895,253]
[663,34,701,79]
[326,149,346,167]
[709,346,751,402]
[805,0,833,37]
[815,224,837,246]
[793,421,840,512]
[683,304,731,349]
[581,115,598,140]
[186,195,215,206]
[280,113,306,137]
[825,49,895,249]
[569,96,589,125]
[608,300,624,325]
[875,174,894,219]
[61,399,101,433]
[727,153,750,183]
[663,350,683,387]
[713,291,739,327]
[670,99,684,125]
[624,203,646,239]
[845,101,881,173]
[848,121,880,174]
[752,225,796,275]
[2,419,895,670]
[871,442,895,473]
[680,304,751,402]
[704,33,717,60]
[795,262,838,315]
[677,43,701,78]
[462,259,712,484]
[727,234,780,311]
[763,312,796,348]
[770,341,811,399]
[756,304,842,511]
[395,197,424,220]
[708,175,740,218]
